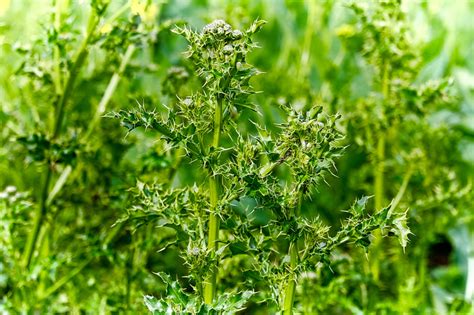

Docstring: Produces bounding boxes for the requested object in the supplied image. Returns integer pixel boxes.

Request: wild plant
[1,0,167,312]
[334,0,472,311]
[113,18,410,314]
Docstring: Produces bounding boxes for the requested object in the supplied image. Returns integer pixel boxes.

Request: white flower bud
[232,30,243,39]
[223,44,233,54]
[5,186,16,194]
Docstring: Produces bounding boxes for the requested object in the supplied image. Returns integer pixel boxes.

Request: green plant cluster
[0,0,472,314]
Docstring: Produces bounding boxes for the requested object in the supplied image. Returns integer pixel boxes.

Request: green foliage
[0,0,472,313]
[113,16,412,313]
[144,272,254,314]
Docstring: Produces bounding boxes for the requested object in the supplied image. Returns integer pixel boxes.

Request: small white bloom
[232,30,243,38]
[223,44,233,54]
[183,98,193,106]
[5,186,16,194]
[203,19,232,34]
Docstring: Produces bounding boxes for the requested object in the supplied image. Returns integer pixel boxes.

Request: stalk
[85,44,136,139]
[374,135,385,212]
[282,192,303,314]
[53,0,63,96]
[21,8,99,269]
[126,244,135,313]
[203,96,223,304]
[283,242,298,314]
[36,218,130,302]
[417,246,427,307]
[374,61,389,211]
[38,258,91,300]
[54,10,98,138]
[466,246,474,301]
[371,62,389,281]
[22,170,52,268]
[41,43,135,219]
[388,167,413,216]
[297,0,316,81]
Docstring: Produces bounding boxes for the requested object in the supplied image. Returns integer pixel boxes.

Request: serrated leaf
[390,210,411,252]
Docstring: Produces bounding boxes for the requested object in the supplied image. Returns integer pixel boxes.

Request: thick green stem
[283,242,298,315]
[21,8,98,270]
[282,192,303,314]
[203,97,223,304]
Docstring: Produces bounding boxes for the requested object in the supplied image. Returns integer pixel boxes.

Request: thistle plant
[113,18,410,313]
[1,0,170,312]
[1,0,472,313]
[334,0,472,311]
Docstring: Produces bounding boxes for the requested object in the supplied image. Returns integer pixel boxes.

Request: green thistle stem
[203,96,223,304]
[282,192,303,314]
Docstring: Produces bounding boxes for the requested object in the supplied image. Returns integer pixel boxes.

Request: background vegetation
[0,0,473,313]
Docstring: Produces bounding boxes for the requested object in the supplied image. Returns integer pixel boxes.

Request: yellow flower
[130,0,158,24]
[131,0,144,15]
[335,24,356,37]
[0,0,11,16]
[100,23,113,34]
[143,3,158,24]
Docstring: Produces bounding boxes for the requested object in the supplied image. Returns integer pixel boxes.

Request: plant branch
[21,7,99,269]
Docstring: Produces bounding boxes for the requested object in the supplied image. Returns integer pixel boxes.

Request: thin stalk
[126,244,135,313]
[22,169,52,268]
[103,2,130,26]
[38,258,92,300]
[374,61,389,211]
[33,42,136,274]
[203,96,223,304]
[44,43,136,213]
[465,230,474,302]
[85,44,136,139]
[297,0,316,81]
[53,0,63,95]
[374,135,385,212]
[37,216,129,302]
[388,167,413,216]
[21,8,99,269]
[371,62,389,281]
[54,10,98,138]
[36,219,51,297]
[417,246,428,307]
[282,192,303,314]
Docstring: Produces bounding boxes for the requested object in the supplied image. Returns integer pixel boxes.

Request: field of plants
[0,0,473,313]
